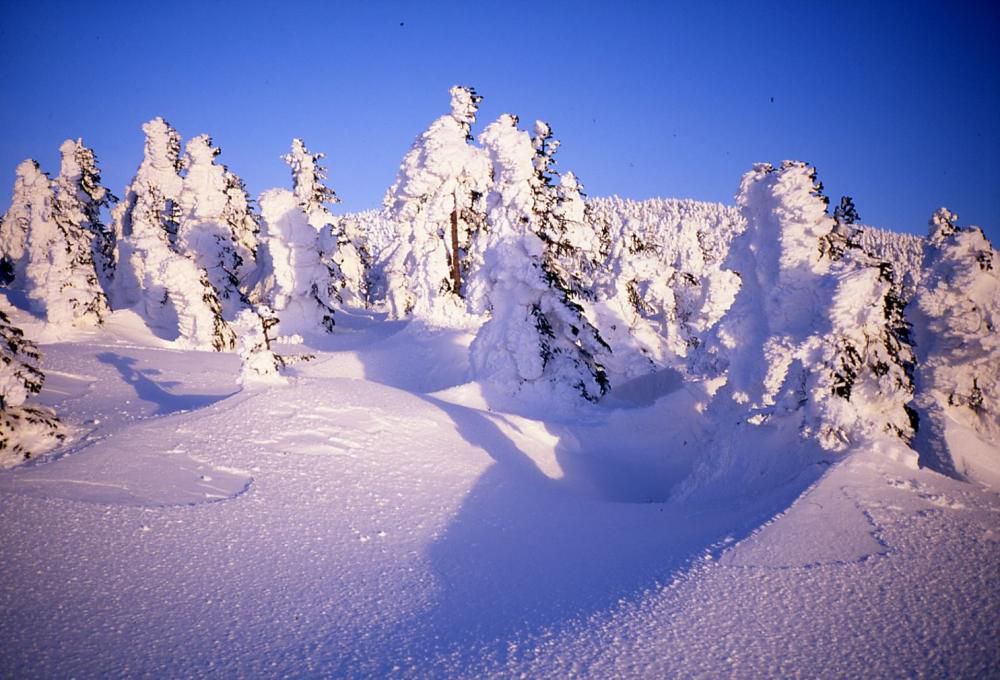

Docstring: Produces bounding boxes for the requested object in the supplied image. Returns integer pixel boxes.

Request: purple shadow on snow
[96,352,236,416]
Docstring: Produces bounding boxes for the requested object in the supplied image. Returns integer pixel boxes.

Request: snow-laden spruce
[283,138,371,310]
[470,115,609,404]
[0,160,50,290]
[0,155,110,327]
[112,118,235,350]
[698,162,917,452]
[232,306,287,386]
[256,188,336,335]
[0,302,64,466]
[54,139,117,292]
[177,134,256,318]
[910,208,1000,485]
[381,86,491,326]
[586,196,744,381]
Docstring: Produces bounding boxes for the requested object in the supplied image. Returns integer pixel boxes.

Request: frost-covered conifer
[283,138,339,224]
[0,157,108,326]
[177,135,255,317]
[221,169,261,284]
[54,139,117,290]
[529,122,604,302]
[381,86,491,324]
[256,188,336,335]
[0,303,65,465]
[281,138,370,310]
[911,209,999,479]
[710,161,915,450]
[232,306,287,386]
[324,213,373,308]
[819,195,860,261]
[470,114,609,403]
[111,117,184,308]
[585,196,743,381]
[0,160,49,288]
[112,118,235,350]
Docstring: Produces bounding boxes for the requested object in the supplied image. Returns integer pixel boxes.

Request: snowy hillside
[1,299,997,677]
[1,91,999,676]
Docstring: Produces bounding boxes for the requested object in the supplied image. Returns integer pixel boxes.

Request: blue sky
[1,1,997,242]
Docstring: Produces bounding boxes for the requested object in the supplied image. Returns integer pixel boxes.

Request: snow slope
[1,300,997,678]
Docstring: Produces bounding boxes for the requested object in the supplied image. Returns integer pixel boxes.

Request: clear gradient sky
[1,1,997,242]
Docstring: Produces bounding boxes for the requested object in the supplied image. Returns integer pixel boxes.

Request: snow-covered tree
[381,86,491,324]
[177,134,255,317]
[819,195,860,261]
[112,118,235,350]
[281,138,371,310]
[529,122,605,303]
[232,306,287,386]
[256,188,336,335]
[54,139,117,290]
[911,209,999,480]
[36,139,117,326]
[808,255,918,449]
[283,138,339,224]
[0,160,48,288]
[0,303,65,466]
[221,169,261,286]
[324,213,372,308]
[110,116,184,308]
[705,161,915,450]
[0,157,106,326]
[470,114,610,403]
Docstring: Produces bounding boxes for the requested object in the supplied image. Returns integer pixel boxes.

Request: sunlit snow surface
[1,309,997,678]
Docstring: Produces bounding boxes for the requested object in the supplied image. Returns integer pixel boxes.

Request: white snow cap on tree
[0,160,49,287]
[911,211,1000,485]
[470,114,610,404]
[449,84,482,134]
[55,139,116,291]
[707,161,916,451]
[283,138,338,223]
[111,118,236,351]
[381,86,491,326]
[0,302,65,466]
[256,188,335,336]
[0,156,109,327]
[177,134,253,318]
[232,307,287,386]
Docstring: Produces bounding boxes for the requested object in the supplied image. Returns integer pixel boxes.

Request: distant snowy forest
[2,86,998,490]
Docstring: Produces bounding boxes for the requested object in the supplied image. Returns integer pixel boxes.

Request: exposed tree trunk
[450,206,461,296]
